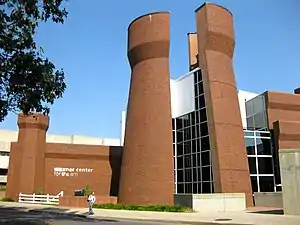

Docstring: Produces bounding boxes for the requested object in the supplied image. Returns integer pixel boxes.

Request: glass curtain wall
[173,69,213,194]
[244,130,276,192]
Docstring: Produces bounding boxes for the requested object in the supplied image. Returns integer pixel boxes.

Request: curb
[90,216,253,225]
[29,209,253,225]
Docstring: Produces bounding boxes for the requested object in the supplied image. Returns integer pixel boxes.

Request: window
[248,157,257,174]
[259,176,274,192]
[256,138,272,155]
[258,157,273,174]
[245,138,255,155]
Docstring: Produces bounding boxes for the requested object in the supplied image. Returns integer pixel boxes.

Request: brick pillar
[195,3,253,206]
[187,32,199,71]
[17,113,49,194]
[118,12,174,205]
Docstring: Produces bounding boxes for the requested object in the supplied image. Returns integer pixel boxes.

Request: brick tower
[118,12,174,205]
[6,113,49,199]
[195,3,253,206]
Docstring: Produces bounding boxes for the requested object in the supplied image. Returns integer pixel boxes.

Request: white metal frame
[18,191,63,205]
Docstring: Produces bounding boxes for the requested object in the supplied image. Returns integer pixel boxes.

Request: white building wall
[170,69,196,118]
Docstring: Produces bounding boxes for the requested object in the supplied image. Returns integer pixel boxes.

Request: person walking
[87,192,96,215]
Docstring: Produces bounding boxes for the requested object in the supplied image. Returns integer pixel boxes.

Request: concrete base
[253,192,283,208]
[279,149,300,215]
[174,193,246,212]
[60,196,117,208]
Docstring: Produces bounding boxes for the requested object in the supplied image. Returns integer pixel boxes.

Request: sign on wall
[53,167,93,177]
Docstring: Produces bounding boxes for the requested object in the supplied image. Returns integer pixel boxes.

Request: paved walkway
[0,202,299,225]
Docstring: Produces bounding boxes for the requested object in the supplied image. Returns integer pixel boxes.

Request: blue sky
[0,0,299,138]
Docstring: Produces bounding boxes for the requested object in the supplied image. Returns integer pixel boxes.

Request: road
[0,207,179,225]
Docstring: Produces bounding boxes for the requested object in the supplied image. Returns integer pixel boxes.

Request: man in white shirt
[87,192,96,215]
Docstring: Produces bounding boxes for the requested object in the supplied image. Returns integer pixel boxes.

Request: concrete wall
[175,193,246,212]
[253,192,283,208]
[279,149,300,215]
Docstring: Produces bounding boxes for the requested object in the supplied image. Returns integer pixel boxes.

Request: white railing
[18,191,63,205]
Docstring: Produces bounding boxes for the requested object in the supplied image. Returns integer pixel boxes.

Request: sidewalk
[0,202,299,225]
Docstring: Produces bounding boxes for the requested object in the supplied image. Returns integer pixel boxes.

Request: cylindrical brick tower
[118,12,174,205]
[195,3,254,207]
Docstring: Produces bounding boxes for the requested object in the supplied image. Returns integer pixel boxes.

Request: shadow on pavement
[248,209,284,215]
[0,205,118,224]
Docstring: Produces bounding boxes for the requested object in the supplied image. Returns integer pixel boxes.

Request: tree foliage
[0,0,68,122]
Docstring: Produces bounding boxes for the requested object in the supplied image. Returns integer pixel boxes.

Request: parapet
[127,12,170,68]
[17,113,49,131]
[195,3,235,58]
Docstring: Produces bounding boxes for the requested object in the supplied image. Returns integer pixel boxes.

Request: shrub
[0,185,6,191]
[1,197,15,202]
[83,184,92,196]
[34,187,45,195]
[93,203,191,212]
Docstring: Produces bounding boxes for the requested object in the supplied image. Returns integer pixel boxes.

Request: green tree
[0,0,68,122]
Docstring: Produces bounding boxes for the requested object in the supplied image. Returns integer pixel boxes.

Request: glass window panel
[192,153,197,167]
[192,139,197,153]
[248,157,257,174]
[245,137,256,155]
[177,170,184,183]
[254,112,266,130]
[197,182,202,193]
[246,117,255,130]
[244,131,254,137]
[200,122,209,136]
[177,130,183,143]
[194,72,198,83]
[184,128,191,141]
[201,136,210,151]
[192,167,197,182]
[196,153,200,167]
[258,157,273,174]
[245,100,254,116]
[184,169,192,182]
[250,176,258,192]
[259,176,274,192]
[200,108,207,122]
[177,183,184,193]
[195,98,199,110]
[256,138,272,155]
[176,118,183,130]
[191,125,196,139]
[191,112,196,125]
[198,82,204,95]
[173,145,175,156]
[196,138,201,152]
[256,132,270,138]
[202,166,211,182]
[184,141,191,154]
[172,119,175,130]
[194,84,198,97]
[253,95,265,115]
[202,182,211,193]
[177,156,184,169]
[177,143,183,156]
[201,151,210,166]
[198,70,203,82]
[195,124,200,138]
[193,183,198,194]
[185,183,192,194]
[184,155,192,168]
[195,110,200,124]
[172,131,175,143]
[199,95,206,109]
